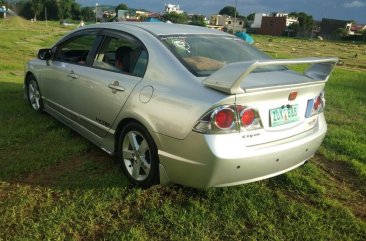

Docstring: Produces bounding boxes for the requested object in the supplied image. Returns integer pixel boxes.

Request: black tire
[26,76,43,112]
[117,122,159,188]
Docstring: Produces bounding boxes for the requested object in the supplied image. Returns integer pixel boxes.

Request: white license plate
[270,105,299,127]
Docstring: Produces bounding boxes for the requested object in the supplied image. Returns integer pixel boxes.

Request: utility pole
[45,7,47,27]
[95,2,98,23]
[233,0,237,34]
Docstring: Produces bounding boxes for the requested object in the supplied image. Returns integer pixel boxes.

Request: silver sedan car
[25,23,338,188]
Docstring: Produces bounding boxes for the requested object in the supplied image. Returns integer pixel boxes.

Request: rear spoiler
[202,57,339,94]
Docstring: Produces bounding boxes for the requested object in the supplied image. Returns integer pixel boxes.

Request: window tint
[93,35,148,77]
[55,34,97,65]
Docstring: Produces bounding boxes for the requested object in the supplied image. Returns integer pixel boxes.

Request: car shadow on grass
[10,141,210,199]
[17,146,131,190]
[0,80,129,191]
[0,81,23,92]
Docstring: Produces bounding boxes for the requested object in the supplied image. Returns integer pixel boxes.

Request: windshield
[160,34,282,76]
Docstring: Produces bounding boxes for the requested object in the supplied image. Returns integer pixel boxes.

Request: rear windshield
[160,34,282,76]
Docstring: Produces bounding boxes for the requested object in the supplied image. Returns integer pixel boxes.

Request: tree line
[2,0,96,22]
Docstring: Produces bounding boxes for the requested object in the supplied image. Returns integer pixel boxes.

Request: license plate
[270,105,299,127]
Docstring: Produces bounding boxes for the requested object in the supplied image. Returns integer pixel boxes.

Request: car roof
[85,22,231,37]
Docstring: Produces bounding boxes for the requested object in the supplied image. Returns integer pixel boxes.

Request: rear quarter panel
[110,28,231,141]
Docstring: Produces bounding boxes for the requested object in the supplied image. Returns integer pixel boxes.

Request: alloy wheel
[28,79,41,110]
[122,130,152,181]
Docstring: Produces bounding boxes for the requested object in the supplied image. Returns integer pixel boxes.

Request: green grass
[0,17,365,240]
[320,69,366,178]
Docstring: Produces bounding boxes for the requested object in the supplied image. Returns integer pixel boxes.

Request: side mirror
[38,48,52,60]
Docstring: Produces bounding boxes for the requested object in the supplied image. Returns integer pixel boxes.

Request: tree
[362,29,366,42]
[286,22,299,37]
[17,0,34,19]
[16,0,81,20]
[247,13,255,21]
[80,7,94,22]
[189,15,206,27]
[289,12,314,31]
[30,0,42,20]
[219,6,239,17]
[41,0,59,20]
[161,12,188,24]
[115,3,128,14]
[58,0,76,20]
[335,27,348,40]
[70,2,81,20]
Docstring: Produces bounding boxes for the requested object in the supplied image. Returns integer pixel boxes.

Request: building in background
[251,13,269,28]
[320,18,352,39]
[346,23,366,35]
[252,12,298,36]
[209,14,245,33]
[117,10,129,21]
[320,18,366,40]
[164,4,183,14]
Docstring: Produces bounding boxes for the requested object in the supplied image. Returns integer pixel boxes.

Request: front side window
[55,34,97,65]
[93,35,148,77]
[161,35,281,76]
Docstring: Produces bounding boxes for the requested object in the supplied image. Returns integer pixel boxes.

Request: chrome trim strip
[43,104,114,155]
[42,97,116,135]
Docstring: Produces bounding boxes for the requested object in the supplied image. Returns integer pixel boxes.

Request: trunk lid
[201,57,338,146]
[235,71,325,146]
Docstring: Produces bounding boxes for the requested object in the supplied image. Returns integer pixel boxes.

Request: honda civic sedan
[25,22,338,188]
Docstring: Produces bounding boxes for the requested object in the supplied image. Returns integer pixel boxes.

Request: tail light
[305,91,325,118]
[240,108,255,126]
[214,108,235,129]
[193,105,263,134]
[313,96,322,111]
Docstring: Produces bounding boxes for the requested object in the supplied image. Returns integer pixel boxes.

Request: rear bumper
[157,114,327,188]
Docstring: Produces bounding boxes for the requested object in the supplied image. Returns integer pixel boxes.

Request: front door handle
[67,70,79,79]
[108,81,125,93]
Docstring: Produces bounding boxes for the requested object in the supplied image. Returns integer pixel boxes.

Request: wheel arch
[113,117,160,154]
[24,71,39,96]
[24,71,36,85]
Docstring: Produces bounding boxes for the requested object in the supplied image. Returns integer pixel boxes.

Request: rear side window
[93,35,148,77]
[54,34,97,65]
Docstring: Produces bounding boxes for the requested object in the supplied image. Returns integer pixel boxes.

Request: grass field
[0,17,365,240]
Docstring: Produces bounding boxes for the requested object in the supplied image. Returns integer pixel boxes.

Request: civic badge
[288,91,298,101]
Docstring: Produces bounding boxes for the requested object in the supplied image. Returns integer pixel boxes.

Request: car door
[41,31,100,122]
[70,31,148,137]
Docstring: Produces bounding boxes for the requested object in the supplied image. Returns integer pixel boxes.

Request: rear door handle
[108,81,125,93]
[67,70,79,79]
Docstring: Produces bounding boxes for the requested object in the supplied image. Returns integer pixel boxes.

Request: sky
[76,0,366,24]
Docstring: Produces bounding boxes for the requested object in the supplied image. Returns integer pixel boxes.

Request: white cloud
[344,1,366,8]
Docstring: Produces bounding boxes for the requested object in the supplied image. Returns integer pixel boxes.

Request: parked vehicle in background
[25,22,338,188]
